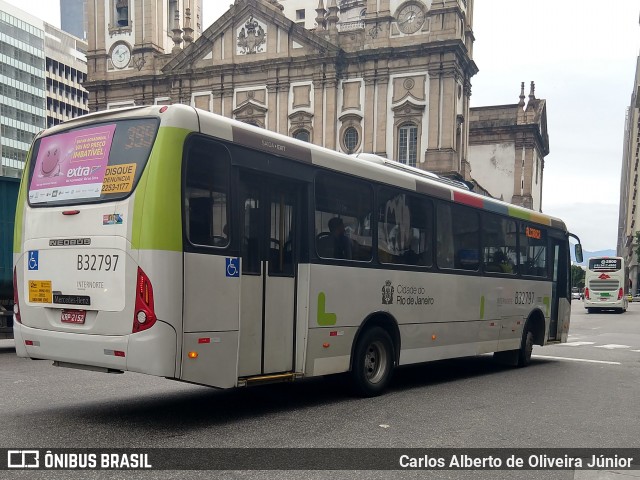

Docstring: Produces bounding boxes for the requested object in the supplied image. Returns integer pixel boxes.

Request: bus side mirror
[575,244,583,264]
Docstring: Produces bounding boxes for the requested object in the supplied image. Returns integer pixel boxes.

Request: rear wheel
[351,327,394,397]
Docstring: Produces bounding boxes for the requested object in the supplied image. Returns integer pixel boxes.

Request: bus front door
[238,174,299,377]
[549,238,570,341]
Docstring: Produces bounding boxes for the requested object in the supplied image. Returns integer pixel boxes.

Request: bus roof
[33,104,569,232]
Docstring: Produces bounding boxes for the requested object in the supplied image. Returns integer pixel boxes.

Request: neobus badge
[49,238,91,247]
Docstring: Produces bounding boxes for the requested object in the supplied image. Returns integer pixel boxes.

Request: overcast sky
[4,0,639,252]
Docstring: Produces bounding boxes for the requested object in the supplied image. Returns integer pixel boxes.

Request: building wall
[44,23,89,128]
[0,0,46,177]
[468,142,515,202]
[468,83,549,211]
[617,54,640,289]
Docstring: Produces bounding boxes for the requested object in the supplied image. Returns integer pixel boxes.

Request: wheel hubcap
[364,340,388,384]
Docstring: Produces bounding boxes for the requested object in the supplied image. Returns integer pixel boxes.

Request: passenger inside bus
[328,217,352,260]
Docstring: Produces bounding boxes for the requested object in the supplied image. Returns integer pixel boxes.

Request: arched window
[398,123,418,167]
[294,130,310,142]
[344,127,359,154]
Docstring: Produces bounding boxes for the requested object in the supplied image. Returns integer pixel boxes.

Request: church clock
[396,3,425,34]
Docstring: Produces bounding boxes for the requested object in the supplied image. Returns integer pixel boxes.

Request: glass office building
[0,0,46,177]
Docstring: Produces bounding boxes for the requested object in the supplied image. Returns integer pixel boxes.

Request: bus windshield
[27,118,159,206]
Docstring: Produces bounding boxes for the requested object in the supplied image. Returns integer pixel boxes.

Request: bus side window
[184,140,230,248]
[314,172,372,261]
[482,214,517,274]
[437,202,479,271]
[378,188,432,267]
[519,224,547,277]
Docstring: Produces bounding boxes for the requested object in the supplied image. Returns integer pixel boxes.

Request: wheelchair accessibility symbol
[226,258,240,278]
[28,251,39,271]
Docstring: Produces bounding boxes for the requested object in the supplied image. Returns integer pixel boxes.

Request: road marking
[533,355,621,365]
[631,350,640,353]
[559,342,596,347]
[593,344,630,350]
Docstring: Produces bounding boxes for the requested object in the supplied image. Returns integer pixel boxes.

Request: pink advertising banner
[29,124,117,204]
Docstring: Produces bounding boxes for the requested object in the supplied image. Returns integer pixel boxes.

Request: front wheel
[494,322,534,367]
[516,324,534,367]
[351,327,395,397]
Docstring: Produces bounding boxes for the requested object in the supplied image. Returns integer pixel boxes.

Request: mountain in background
[571,249,616,266]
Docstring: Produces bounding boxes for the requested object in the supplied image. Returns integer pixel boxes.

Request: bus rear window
[28,118,159,206]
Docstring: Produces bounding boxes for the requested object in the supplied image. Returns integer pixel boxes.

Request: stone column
[325,79,338,150]
[313,74,325,145]
[375,75,389,156]
[279,82,290,135]
[363,75,376,153]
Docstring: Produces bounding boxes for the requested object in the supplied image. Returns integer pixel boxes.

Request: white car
[571,292,581,300]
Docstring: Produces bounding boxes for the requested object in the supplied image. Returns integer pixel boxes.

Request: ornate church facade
[84,0,477,180]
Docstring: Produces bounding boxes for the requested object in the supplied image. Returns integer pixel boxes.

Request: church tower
[86,0,203,107]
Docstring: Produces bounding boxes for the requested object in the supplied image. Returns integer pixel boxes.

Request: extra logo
[67,165,102,178]
[598,273,611,280]
[382,280,394,305]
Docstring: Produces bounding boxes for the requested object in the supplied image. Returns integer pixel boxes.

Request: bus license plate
[61,310,86,324]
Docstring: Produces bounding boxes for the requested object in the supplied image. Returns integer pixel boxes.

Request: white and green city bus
[13,105,583,396]
[584,256,628,314]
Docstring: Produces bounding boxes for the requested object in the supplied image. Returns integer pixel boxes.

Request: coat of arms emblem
[237,15,266,55]
[382,280,394,305]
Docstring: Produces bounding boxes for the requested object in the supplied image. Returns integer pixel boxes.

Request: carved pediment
[392,100,426,117]
[163,0,341,73]
[233,100,268,119]
[392,75,427,104]
[289,110,314,124]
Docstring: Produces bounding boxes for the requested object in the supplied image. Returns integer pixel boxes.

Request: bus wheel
[351,327,394,397]
[516,324,534,367]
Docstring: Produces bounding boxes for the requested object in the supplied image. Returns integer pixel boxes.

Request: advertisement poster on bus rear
[29,124,116,203]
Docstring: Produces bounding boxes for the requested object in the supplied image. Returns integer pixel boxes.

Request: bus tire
[351,327,394,397]
[516,323,534,367]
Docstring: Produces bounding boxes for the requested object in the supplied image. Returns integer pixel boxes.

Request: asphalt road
[0,302,639,480]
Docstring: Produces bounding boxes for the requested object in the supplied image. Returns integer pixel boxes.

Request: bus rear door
[238,173,301,378]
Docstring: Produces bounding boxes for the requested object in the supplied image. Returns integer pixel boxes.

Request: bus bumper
[13,321,176,377]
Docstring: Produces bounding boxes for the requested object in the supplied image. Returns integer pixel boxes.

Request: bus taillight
[618,288,623,301]
[133,267,156,333]
[584,288,590,300]
[13,266,21,324]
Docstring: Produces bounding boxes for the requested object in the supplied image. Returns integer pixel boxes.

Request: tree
[571,264,585,289]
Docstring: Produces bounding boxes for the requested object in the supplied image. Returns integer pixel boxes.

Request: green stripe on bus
[13,146,33,253]
[317,292,337,326]
[543,296,550,316]
[507,207,530,221]
[131,127,191,251]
